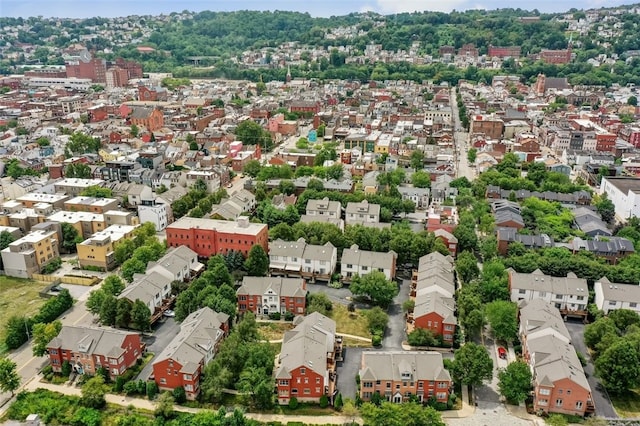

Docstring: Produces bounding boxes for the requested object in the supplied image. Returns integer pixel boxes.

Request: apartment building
[152,307,229,400]
[519,299,594,416]
[508,269,589,320]
[1,229,60,278]
[358,352,452,404]
[16,193,69,209]
[269,238,337,282]
[276,312,342,405]
[340,244,397,282]
[305,197,342,219]
[345,200,381,226]
[409,252,457,345]
[46,326,143,377]
[117,271,173,315]
[146,245,203,283]
[53,178,106,196]
[138,201,172,231]
[47,211,105,239]
[77,224,138,271]
[236,276,307,316]
[166,217,268,258]
[63,196,119,214]
[594,276,640,315]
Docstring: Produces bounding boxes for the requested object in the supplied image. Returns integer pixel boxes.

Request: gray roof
[47,325,138,358]
[275,312,336,380]
[151,307,229,375]
[299,215,344,229]
[497,228,554,249]
[494,210,524,227]
[237,276,307,298]
[414,293,457,324]
[341,244,396,270]
[345,200,381,216]
[130,107,155,119]
[359,351,451,383]
[306,197,342,215]
[518,299,571,342]
[509,269,588,297]
[595,276,640,304]
[269,238,336,262]
[118,271,172,305]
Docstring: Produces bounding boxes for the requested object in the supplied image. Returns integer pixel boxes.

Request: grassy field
[0,276,48,351]
[332,304,370,338]
[611,389,640,417]
[258,322,294,341]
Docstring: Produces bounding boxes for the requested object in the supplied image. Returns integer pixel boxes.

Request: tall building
[65,50,107,84]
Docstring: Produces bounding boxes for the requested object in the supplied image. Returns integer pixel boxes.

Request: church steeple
[286,65,292,83]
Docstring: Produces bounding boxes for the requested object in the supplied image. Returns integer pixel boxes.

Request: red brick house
[433,229,458,257]
[236,276,307,316]
[130,107,164,132]
[359,352,452,403]
[46,326,143,377]
[275,312,342,404]
[151,307,229,400]
[290,100,320,115]
[166,217,268,258]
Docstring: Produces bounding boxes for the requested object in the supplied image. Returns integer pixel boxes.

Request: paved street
[138,317,181,381]
[450,88,474,181]
[565,320,618,418]
[381,278,409,351]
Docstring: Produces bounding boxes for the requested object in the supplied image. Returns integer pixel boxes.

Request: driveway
[138,317,181,381]
[382,279,410,350]
[305,282,355,308]
[565,321,618,418]
[336,347,365,399]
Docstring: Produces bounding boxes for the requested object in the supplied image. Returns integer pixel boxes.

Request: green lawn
[331,304,370,338]
[610,389,640,418]
[0,276,48,351]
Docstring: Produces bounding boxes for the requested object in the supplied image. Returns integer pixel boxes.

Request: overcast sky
[1,0,638,18]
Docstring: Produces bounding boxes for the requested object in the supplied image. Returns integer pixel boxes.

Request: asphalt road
[565,320,618,418]
[138,317,181,381]
[381,279,409,351]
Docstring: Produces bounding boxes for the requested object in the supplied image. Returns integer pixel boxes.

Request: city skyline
[1,0,638,19]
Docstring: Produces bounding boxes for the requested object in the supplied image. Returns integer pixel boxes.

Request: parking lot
[137,317,181,381]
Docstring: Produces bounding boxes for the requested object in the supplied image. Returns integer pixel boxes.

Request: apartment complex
[269,238,337,282]
[345,200,381,226]
[275,312,342,404]
[1,229,59,278]
[46,326,144,377]
[152,307,229,400]
[77,224,138,271]
[340,244,397,282]
[594,276,640,315]
[166,217,268,258]
[519,299,594,416]
[236,276,307,316]
[358,351,452,404]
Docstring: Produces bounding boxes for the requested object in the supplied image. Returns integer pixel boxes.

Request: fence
[33,274,101,286]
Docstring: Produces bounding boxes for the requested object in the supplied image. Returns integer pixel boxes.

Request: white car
[163,310,175,317]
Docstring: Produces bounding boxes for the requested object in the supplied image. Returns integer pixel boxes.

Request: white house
[146,246,203,283]
[345,200,381,225]
[269,238,337,282]
[594,276,640,315]
[599,176,640,220]
[340,244,397,282]
[138,201,172,231]
[117,271,173,313]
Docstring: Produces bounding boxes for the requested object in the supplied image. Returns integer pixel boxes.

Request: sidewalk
[441,385,475,419]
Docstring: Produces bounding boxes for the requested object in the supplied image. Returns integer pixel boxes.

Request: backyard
[611,390,640,418]
[0,276,48,352]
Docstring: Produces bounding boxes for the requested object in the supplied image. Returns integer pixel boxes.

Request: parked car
[497,346,507,359]
[163,310,175,317]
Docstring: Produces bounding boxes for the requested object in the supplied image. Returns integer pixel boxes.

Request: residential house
[305,197,342,219]
[340,245,397,282]
[275,312,342,404]
[594,276,640,315]
[572,207,611,238]
[433,229,458,257]
[210,190,256,221]
[236,276,307,316]
[269,238,337,282]
[1,229,60,278]
[409,252,457,345]
[146,246,204,283]
[53,178,106,196]
[63,196,119,214]
[117,271,173,319]
[519,299,594,416]
[508,269,589,320]
[497,228,554,255]
[358,351,452,404]
[46,326,143,377]
[600,177,640,220]
[345,201,381,226]
[398,187,430,209]
[77,224,138,271]
[138,201,172,231]
[568,236,634,264]
[152,307,229,400]
[166,217,268,258]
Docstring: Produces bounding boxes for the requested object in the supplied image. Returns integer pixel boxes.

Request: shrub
[371,335,382,346]
[123,381,138,395]
[41,257,62,274]
[114,376,126,392]
[61,360,72,377]
[347,302,355,312]
[269,312,281,320]
[319,395,329,408]
[146,381,159,400]
[328,281,343,289]
[334,393,343,410]
[284,311,295,321]
[576,352,587,367]
[288,397,299,409]
[136,379,146,394]
[173,386,187,404]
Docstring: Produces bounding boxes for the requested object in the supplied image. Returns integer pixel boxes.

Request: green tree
[244,245,269,276]
[116,298,132,328]
[307,292,333,316]
[172,386,187,404]
[360,401,445,426]
[64,163,92,179]
[498,361,532,404]
[0,358,20,396]
[350,271,398,308]
[628,96,638,106]
[410,150,425,171]
[80,186,112,198]
[102,275,125,296]
[485,301,518,342]
[243,159,262,177]
[86,290,106,315]
[130,124,139,137]
[99,294,117,326]
[235,119,272,150]
[411,170,431,188]
[36,137,50,147]
[451,342,493,386]
[595,340,640,394]
[81,375,107,408]
[131,299,151,331]
[455,251,480,284]
[60,222,83,253]
[154,392,175,419]
[121,258,146,282]
[366,306,389,335]
[0,230,16,250]
[65,132,101,157]
[596,195,616,224]
[31,320,62,356]
[467,148,477,164]
[407,328,436,347]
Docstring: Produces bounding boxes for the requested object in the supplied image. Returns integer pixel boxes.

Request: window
[362,266,368,271]
[556,294,563,300]
[576,401,583,409]
[303,389,311,394]
[386,382,391,388]
[291,389,298,394]
[160,378,166,384]
[50,349,58,355]
[519,289,526,294]
[183,374,192,381]
[555,399,563,407]
[316,377,321,384]
[538,399,548,406]
[631,302,638,308]
[558,389,563,395]
[438,382,447,389]
[376,380,381,385]
[363,382,373,388]
[539,388,550,396]
[566,390,571,395]
[300,368,306,375]
[418,382,423,388]
[609,300,617,306]
[346,264,353,268]
[576,296,585,301]
[279,380,289,386]
[436,392,447,400]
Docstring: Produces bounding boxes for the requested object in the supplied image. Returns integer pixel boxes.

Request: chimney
[237,216,249,228]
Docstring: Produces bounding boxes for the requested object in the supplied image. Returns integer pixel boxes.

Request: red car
[497,346,507,359]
